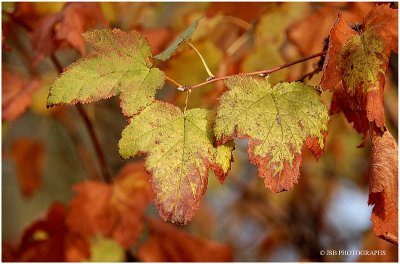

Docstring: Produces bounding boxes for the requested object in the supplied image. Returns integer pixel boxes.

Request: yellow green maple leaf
[214,76,329,193]
[47,28,165,116]
[119,101,233,224]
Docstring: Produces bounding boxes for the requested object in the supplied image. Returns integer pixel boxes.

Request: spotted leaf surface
[47,28,165,116]
[119,101,232,223]
[321,4,398,134]
[214,76,329,193]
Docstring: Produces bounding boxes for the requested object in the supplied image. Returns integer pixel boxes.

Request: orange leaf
[2,70,41,122]
[10,138,44,198]
[31,3,106,64]
[320,4,398,134]
[67,163,153,248]
[137,218,233,262]
[368,130,398,245]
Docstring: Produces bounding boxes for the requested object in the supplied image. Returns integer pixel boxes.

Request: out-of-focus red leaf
[64,232,90,262]
[2,242,17,261]
[30,13,62,64]
[13,2,42,27]
[56,3,106,55]
[320,4,398,134]
[67,163,153,248]
[368,130,398,245]
[10,138,44,198]
[137,218,233,262]
[140,27,174,55]
[31,2,106,64]
[2,202,90,262]
[11,202,67,261]
[2,70,41,122]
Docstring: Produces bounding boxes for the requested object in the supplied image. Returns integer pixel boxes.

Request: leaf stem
[188,42,215,78]
[165,75,182,87]
[181,51,327,91]
[51,54,112,183]
[183,89,191,114]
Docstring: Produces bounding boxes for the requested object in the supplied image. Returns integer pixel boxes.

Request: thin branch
[181,51,327,91]
[51,54,112,183]
[76,104,112,183]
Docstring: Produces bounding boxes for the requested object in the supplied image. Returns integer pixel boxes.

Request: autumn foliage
[2,2,398,262]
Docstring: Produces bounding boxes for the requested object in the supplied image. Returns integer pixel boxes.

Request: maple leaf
[2,70,41,122]
[67,163,153,248]
[214,76,329,193]
[320,4,398,134]
[137,218,233,262]
[10,138,44,197]
[119,101,233,224]
[31,3,106,64]
[47,28,165,116]
[368,130,398,245]
[154,18,199,62]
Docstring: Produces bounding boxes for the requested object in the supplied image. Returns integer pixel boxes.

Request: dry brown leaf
[10,138,44,198]
[368,130,398,245]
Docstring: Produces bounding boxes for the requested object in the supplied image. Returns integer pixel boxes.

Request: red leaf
[10,138,44,198]
[320,4,398,134]
[31,3,106,64]
[369,130,398,245]
[11,202,67,261]
[56,3,107,55]
[2,202,90,261]
[137,218,233,262]
[67,163,153,248]
[2,70,41,121]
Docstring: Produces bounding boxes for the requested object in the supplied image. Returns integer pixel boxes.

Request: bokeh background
[2,2,398,261]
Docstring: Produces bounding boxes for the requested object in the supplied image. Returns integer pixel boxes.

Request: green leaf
[119,101,232,224]
[47,28,165,116]
[154,18,200,62]
[88,236,125,262]
[214,76,329,193]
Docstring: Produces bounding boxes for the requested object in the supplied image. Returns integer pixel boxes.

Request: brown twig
[181,51,327,91]
[51,54,112,183]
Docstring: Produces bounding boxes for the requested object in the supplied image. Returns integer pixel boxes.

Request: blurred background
[2,2,398,262]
